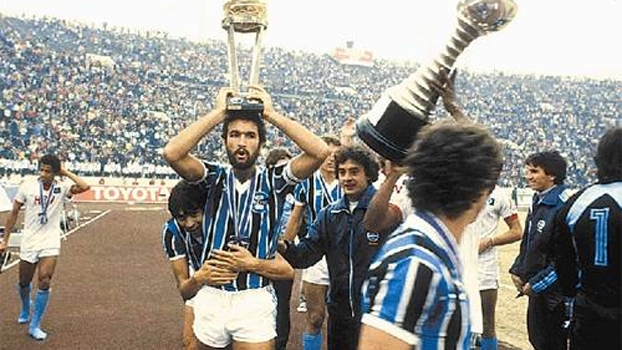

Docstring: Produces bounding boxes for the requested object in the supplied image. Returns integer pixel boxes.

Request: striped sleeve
[161,220,186,261]
[361,250,445,345]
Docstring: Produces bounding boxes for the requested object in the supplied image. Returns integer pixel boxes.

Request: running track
[0,203,524,349]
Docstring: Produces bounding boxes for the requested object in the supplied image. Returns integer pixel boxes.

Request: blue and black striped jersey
[555,181,621,308]
[294,171,342,232]
[361,211,470,349]
[198,160,298,291]
[161,218,204,272]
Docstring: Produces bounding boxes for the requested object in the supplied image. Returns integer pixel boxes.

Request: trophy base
[226,96,264,118]
[356,99,429,163]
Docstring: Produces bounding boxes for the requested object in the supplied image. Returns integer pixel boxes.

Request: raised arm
[340,117,357,146]
[429,69,470,124]
[248,85,329,180]
[162,88,232,181]
[364,161,405,233]
[60,166,90,195]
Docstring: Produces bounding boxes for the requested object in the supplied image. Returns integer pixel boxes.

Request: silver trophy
[221,0,268,114]
[356,0,518,162]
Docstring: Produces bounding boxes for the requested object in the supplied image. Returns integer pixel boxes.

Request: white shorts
[20,248,60,264]
[478,256,500,291]
[192,285,277,348]
[301,257,330,285]
[185,298,195,308]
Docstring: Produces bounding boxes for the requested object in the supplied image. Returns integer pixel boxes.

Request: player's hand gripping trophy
[356,0,518,162]
[221,0,268,116]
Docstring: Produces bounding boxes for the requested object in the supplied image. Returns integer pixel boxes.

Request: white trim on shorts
[192,285,277,348]
[301,256,330,285]
[20,248,60,264]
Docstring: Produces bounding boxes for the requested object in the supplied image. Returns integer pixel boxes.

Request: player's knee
[306,310,325,331]
[37,275,52,290]
[182,334,198,350]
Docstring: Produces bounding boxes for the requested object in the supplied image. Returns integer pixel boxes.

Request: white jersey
[460,187,518,334]
[16,179,73,251]
[374,173,413,220]
[470,186,518,278]
[459,225,483,334]
[0,184,12,212]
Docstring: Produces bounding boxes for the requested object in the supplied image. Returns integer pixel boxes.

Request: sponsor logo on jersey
[367,231,380,245]
[252,192,269,213]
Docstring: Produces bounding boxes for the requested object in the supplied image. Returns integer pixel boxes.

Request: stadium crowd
[1,14,620,188]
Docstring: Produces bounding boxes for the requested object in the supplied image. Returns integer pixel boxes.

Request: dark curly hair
[405,121,503,220]
[168,180,208,219]
[39,154,61,174]
[525,151,567,185]
[334,145,379,184]
[595,127,622,183]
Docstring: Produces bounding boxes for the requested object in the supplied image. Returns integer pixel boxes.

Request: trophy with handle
[221,0,268,115]
[356,0,518,162]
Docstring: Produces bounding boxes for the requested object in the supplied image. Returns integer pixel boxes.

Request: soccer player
[264,147,295,350]
[162,180,235,350]
[0,154,90,341]
[466,186,523,350]
[509,151,572,350]
[554,127,621,350]
[358,121,503,350]
[281,135,342,350]
[278,145,381,350]
[162,86,328,350]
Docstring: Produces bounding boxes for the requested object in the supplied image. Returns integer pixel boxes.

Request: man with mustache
[163,86,329,350]
[0,154,90,341]
[162,180,294,350]
[278,145,382,350]
[280,135,342,350]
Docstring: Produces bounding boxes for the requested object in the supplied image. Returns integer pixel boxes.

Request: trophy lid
[222,0,268,33]
[458,0,517,34]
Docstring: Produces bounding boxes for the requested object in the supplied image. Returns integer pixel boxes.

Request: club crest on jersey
[536,219,546,232]
[488,198,495,206]
[366,231,380,245]
[252,192,269,213]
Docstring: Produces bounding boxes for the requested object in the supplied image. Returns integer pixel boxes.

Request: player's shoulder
[558,187,574,203]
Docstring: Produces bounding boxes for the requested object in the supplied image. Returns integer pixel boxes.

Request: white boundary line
[0,210,111,273]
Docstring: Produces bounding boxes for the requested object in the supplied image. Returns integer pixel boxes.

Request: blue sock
[481,337,498,350]
[17,283,31,324]
[302,331,322,350]
[29,289,51,340]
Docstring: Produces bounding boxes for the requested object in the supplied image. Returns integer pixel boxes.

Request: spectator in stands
[509,151,572,350]
[0,13,618,187]
[162,85,328,349]
[358,121,503,350]
[0,154,90,341]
